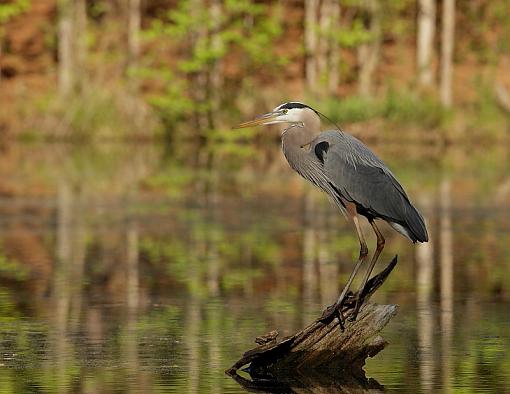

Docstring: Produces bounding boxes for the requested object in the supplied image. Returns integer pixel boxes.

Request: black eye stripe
[279,102,307,110]
[276,102,319,116]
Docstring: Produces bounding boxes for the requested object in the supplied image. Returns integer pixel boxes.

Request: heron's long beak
[234,111,280,128]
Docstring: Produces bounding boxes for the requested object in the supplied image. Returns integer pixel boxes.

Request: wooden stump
[226,256,399,391]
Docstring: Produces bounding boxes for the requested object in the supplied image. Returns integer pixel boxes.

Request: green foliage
[334,19,373,48]
[0,0,30,24]
[0,288,20,321]
[140,217,283,297]
[144,164,196,199]
[142,0,283,138]
[468,77,509,138]
[37,85,155,141]
[319,95,382,124]
[0,250,27,282]
[318,89,447,130]
[382,88,448,129]
[378,0,414,38]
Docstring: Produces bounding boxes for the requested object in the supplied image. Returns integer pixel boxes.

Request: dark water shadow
[227,368,384,393]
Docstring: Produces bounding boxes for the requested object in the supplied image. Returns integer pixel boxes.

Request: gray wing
[314,131,428,242]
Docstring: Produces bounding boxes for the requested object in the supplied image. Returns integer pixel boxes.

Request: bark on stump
[226,256,399,391]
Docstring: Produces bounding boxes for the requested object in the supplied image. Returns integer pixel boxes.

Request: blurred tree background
[1,2,510,392]
[1,0,509,144]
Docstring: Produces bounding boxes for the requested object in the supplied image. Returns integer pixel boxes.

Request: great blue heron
[237,102,428,322]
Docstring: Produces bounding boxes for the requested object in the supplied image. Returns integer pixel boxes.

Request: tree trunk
[316,0,330,86]
[316,0,341,96]
[58,0,74,97]
[440,0,455,107]
[208,0,222,126]
[495,83,510,113]
[417,0,436,87]
[0,35,3,88]
[304,0,318,95]
[75,0,87,91]
[127,0,141,81]
[357,0,381,97]
[327,1,341,95]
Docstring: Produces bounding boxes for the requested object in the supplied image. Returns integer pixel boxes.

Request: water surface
[0,142,509,392]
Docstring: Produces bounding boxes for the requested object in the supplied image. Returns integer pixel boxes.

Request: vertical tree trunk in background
[75,0,87,91]
[58,0,87,96]
[315,0,341,96]
[0,30,3,87]
[0,36,3,88]
[188,0,209,132]
[357,0,381,97]
[208,0,222,124]
[127,0,141,84]
[328,1,341,95]
[316,0,330,87]
[58,0,73,97]
[417,0,436,87]
[440,0,455,107]
[304,0,318,94]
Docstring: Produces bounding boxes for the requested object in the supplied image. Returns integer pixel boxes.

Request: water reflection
[228,368,384,393]
[439,175,454,394]
[416,194,435,393]
[0,142,509,392]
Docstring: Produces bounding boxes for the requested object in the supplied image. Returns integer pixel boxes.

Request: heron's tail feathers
[390,204,429,243]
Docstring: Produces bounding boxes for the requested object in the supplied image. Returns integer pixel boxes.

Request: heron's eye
[282,109,288,115]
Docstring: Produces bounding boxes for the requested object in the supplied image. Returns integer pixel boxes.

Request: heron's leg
[334,214,368,307]
[319,211,368,324]
[349,219,385,321]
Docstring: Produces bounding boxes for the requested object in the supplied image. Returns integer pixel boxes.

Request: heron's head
[236,102,320,129]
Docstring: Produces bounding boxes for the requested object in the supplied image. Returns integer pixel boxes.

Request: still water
[0,141,509,392]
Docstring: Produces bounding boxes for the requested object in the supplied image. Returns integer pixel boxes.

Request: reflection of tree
[439,176,453,392]
[415,194,435,393]
[125,218,140,393]
[54,179,72,392]
[185,296,201,394]
[317,199,337,307]
[3,143,510,391]
[303,189,319,315]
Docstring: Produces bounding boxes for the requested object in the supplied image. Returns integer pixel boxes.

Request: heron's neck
[281,126,317,176]
[281,125,318,152]
[282,110,321,148]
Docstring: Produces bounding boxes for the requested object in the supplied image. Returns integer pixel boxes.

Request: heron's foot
[318,302,345,330]
[347,292,367,322]
[347,308,359,322]
[318,298,352,332]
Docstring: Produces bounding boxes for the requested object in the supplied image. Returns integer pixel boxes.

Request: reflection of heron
[237,102,428,321]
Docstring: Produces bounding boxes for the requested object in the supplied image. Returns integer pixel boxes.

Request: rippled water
[0,142,509,392]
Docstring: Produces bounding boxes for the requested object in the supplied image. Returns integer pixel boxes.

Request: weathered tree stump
[226,256,399,391]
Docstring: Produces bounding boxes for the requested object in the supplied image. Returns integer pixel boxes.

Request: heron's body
[283,129,428,243]
[237,101,428,322]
